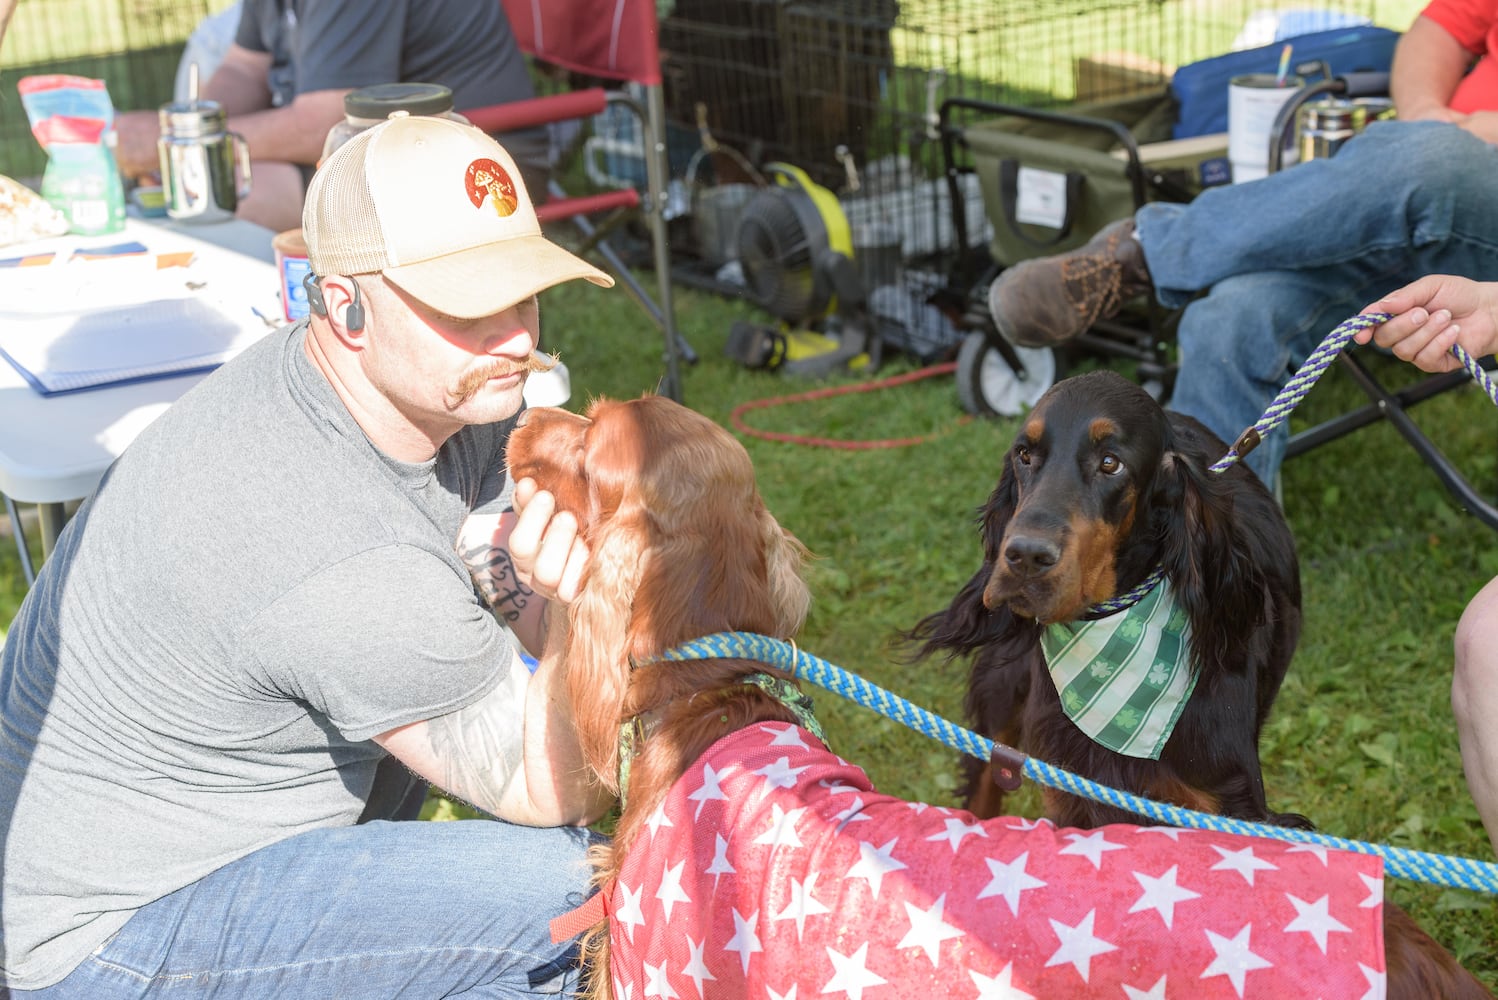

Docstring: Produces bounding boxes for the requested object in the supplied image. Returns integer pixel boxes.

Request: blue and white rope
[1211,311,1498,472]
[662,631,1498,895]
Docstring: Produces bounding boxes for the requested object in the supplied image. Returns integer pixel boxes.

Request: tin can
[1297,97,1396,163]
[1297,101,1357,161]
[273,228,311,322]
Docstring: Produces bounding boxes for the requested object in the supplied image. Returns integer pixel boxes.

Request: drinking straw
[1276,43,1293,86]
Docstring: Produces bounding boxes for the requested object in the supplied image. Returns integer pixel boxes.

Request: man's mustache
[449,352,558,405]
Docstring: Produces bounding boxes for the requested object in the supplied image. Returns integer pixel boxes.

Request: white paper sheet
[0,252,275,395]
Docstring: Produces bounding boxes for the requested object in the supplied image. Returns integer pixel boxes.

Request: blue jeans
[1137,120,1498,484]
[12,819,602,999]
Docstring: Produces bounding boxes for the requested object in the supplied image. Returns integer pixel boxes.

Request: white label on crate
[1014,167,1067,230]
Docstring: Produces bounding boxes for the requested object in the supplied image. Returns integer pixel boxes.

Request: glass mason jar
[320,82,470,164]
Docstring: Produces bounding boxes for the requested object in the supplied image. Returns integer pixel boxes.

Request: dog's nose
[1004,535,1061,577]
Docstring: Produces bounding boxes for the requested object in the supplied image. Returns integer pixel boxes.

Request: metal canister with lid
[320,82,471,163]
[157,98,252,223]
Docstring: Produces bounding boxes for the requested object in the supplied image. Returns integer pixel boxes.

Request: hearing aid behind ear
[302,272,364,331]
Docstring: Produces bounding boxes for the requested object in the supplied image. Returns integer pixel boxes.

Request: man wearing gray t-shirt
[1,116,614,997]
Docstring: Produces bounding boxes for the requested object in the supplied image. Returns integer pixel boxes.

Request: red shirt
[606,721,1387,999]
[1422,0,1498,111]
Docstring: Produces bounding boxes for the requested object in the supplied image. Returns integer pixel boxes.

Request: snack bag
[18,75,126,236]
[0,174,69,249]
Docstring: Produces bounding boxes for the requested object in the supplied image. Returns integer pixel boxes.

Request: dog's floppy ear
[563,502,648,793]
[630,497,805,650]
[905,456,1020,658]
[759,505,812,638]
[1153,449,1267,665]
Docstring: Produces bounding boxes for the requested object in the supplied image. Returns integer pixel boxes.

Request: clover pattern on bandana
[607,722,1388,1000]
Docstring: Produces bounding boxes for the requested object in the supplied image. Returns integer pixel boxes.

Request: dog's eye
[1015,445,1033,466]
[1100,453,1124,475]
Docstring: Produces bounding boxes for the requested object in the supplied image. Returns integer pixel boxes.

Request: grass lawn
[527,268,1498,984]
[6,271,1493,981]
[2,0,1492,987]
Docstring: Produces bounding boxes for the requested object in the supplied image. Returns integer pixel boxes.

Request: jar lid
[158,98,228,136]
[344,82,454,120]
[1299,99,1355,131]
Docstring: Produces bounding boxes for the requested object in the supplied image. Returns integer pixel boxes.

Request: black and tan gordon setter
[909,369,1310,829]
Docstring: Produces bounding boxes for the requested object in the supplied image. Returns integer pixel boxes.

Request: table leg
[38,502,67,560]
[4,495,36,588]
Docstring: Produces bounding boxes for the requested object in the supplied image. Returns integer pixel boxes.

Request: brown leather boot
[988,218,1153,347]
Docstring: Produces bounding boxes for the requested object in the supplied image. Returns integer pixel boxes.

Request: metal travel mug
[157,99,252,223]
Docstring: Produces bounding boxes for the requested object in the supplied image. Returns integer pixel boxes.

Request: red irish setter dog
[506,393,1490,1000]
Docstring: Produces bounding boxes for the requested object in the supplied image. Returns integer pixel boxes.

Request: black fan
[735,175,834,325]
[724,164,881,377]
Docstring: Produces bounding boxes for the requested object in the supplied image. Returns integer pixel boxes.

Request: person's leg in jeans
[1166,271,1337,484]
[1138,120,1498,306]
[1166,145,1498,489]
[17,819,602,999]
[990,120,1498,348]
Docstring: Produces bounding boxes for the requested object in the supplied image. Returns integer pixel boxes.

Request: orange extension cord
[729,361,968,450]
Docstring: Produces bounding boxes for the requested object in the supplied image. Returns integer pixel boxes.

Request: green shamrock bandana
[1040,580,1195,760]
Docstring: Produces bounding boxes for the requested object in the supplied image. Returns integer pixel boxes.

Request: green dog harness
[1040,580,1195,760]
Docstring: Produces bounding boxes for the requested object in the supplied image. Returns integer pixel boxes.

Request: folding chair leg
[4,494,36,589]
[1338,354,1498,530]
[547,181,695,400]
[1286,354,1498,530]
[487,1,688,402]
[641,83,687,403]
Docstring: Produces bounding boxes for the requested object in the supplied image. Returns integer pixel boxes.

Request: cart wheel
[955,331,1059,417]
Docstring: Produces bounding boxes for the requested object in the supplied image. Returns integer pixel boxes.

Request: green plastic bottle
[40,141,126,236]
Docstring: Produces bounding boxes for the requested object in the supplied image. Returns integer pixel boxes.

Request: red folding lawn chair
[461,0,689,402]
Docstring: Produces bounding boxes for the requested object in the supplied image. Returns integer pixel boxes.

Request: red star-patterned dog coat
[605,721,1387,1000]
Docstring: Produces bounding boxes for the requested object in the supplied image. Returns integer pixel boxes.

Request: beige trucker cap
[302,114,613,318]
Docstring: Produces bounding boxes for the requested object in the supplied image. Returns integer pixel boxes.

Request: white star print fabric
[606,722,1387,1000]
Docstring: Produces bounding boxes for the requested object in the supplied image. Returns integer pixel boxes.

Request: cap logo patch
[465,158,519,217]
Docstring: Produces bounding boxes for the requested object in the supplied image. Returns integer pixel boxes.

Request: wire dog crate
[658,0,1396,358]
[662,0,1395,188]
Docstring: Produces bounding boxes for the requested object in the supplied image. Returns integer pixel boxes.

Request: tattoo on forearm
[424,669,528,816]
[460,538,533,624]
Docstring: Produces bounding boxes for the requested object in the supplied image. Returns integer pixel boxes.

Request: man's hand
[1398,103,1466,125]
[508,477,588,604]
[457,479,590,656]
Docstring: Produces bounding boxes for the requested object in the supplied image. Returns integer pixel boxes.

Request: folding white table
[0,215,280,577]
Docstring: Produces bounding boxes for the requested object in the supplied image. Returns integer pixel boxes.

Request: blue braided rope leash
[1212,311,1498,472]
[662,631,1498,895]
[1083,311,1498,615]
